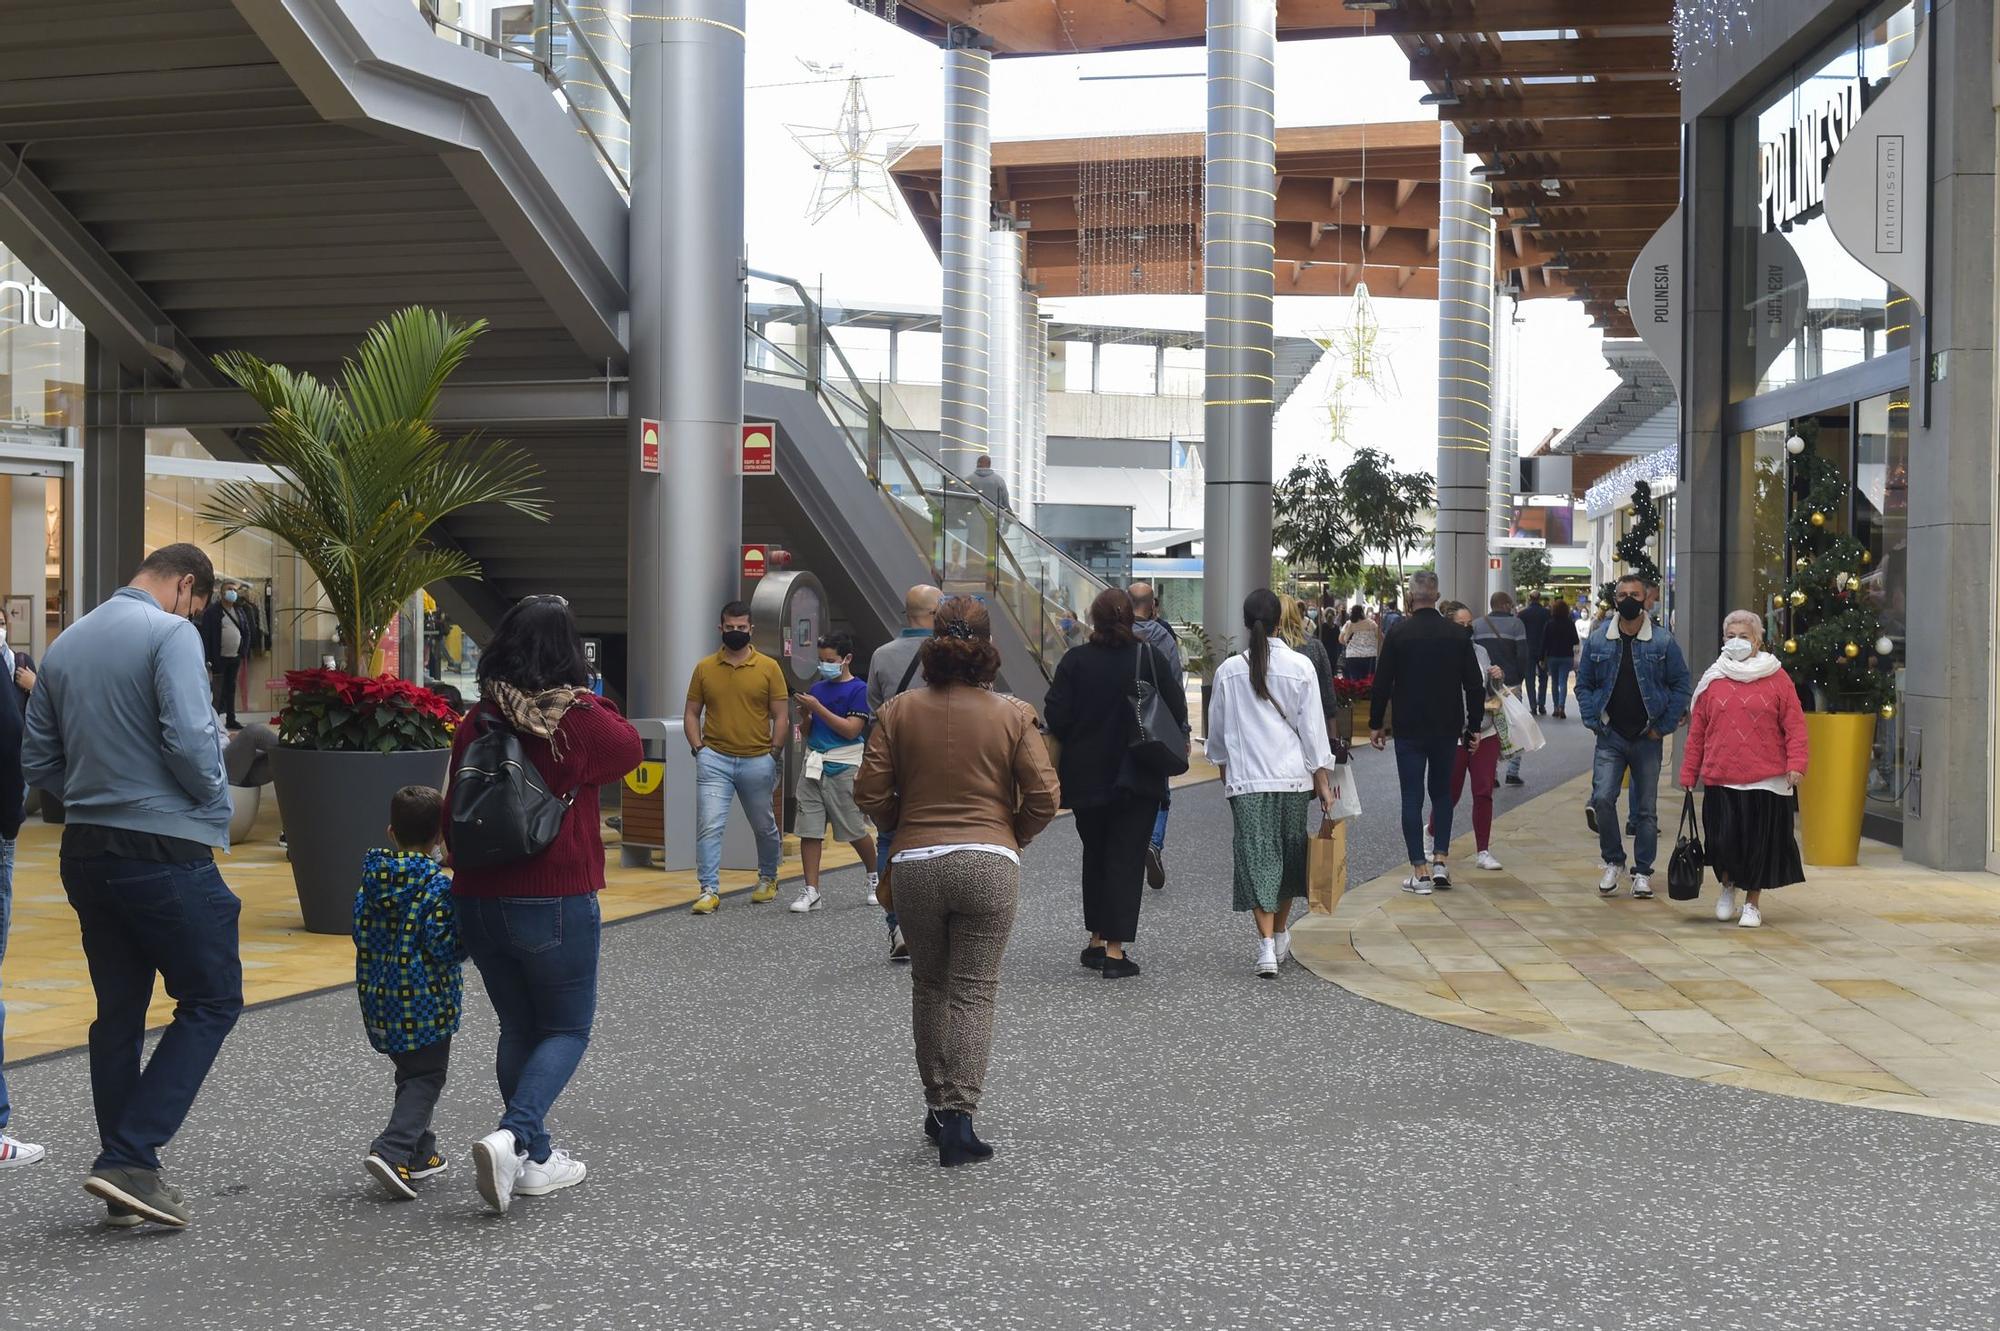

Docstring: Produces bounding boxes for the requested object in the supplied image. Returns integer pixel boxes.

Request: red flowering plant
[1331,674,1374,703]
[277,669,460,753]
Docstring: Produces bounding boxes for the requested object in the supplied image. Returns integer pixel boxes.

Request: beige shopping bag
[1307,816,1349,916]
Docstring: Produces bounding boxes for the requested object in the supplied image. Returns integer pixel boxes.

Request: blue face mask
[816,662,842,681]
[223,590,238,603]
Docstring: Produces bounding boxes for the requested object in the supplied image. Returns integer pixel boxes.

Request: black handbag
[1667,790,1705,901]
[1127,642,1190,777]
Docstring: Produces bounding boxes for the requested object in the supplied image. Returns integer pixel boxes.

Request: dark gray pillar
[1434,121,1494,605]
[82,335,144,611]
[628,0,745,871]
[1902,0,1994,869]
[1678,117,1730,683]
[1201,0,1276,656]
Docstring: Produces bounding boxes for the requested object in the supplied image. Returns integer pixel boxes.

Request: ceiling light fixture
[1343,0,1399,9]
[1544,249,1573,271]
[1418,76,1461,107]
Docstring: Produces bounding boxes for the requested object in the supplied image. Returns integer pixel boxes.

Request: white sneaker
[472,1129,527,1215]
[516,1148,587,1197]
[1255,937,1279,979]
[1274,930,1292,965]
[1474,850,1503,872]
[1715,885,1739,921]
[1739,902,1763,929]
[866,872,881,908]
[0,1135,45,1168]
[1597,864,1623,896]
[1401,873,1434,896]
[789,886,823,913]
[1631,874,1654,900]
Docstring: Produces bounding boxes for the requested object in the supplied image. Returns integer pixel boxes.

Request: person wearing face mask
[682,601,790,916]
[199,581,252,732]
[1679,611,1807,929]
[1430,603,1509,874]
[21,544,239,1228]
[1574,574,1693,901]
[788,632,879,914]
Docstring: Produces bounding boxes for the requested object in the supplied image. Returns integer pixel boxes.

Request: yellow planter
[1797,712,1877,866]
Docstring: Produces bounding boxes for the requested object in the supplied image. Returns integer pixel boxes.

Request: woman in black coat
[1043,587,1189,979]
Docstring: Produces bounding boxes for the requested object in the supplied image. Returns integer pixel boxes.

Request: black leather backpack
[447,712,573,870]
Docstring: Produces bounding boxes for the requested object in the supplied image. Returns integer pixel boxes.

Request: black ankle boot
[935,1110,992,1167]
[923,1108,941,1143]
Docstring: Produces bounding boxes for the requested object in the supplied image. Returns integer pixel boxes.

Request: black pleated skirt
[1702,786,1805,892]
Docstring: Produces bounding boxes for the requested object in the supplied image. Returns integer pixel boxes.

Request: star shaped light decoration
[787,74,917,224]
[1311,282,1402,446]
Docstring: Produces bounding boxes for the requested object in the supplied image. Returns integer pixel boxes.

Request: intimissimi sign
[1759,81,1860,233]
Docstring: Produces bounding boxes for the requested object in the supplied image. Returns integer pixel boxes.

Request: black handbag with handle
[1668,789,1705,901]
[1127,642,1190,777]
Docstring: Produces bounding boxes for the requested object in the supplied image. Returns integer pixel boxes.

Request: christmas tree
[1778,427,1895,715]
[1597,480,1662,609]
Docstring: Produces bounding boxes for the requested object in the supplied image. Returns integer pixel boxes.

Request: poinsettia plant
[278,669,460,754]
[1332,674,1374,703]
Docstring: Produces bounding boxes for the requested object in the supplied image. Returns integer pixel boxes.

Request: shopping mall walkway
[3,722,1996,1330]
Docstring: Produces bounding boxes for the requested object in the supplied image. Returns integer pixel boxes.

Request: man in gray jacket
[1129,581,1184,890]
[862,583,941,963]
[22,544,241,1229]
[1471,591,1533,786]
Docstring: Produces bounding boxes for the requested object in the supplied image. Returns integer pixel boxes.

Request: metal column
[627,0,745,871]
[1201,0,1277,656]
[1019,290,1044,527]
[1434,121,1495,607]
[939,29,991,478]
[984,223,1022,490]
[559,0,632,181]
[1486,284,1517,600]
[82,335,145,611]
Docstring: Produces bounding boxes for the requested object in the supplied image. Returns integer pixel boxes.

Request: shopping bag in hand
[1498,687,1545,755]
[1307,815,1348,915]
[1325,759,1362,822]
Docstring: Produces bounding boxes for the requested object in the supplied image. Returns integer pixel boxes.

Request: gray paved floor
[4,716,1998,1330]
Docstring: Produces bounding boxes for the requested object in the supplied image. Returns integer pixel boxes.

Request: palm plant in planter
[202,308,546,933]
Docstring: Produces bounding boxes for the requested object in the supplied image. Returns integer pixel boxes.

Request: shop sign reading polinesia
[1760,81,1860,234]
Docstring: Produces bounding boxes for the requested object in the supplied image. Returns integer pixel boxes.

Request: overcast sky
[746,0,1622,477]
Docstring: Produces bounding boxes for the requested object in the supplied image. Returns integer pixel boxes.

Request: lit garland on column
[1778,424,1895,716]
[1597,480,1662,610]
[1672,1,1756,69]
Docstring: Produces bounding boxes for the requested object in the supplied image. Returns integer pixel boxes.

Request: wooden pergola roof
[890,122,1582,302]
[860,1,1679,335]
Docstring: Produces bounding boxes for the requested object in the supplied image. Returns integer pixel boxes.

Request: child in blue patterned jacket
[353,785,463,1199]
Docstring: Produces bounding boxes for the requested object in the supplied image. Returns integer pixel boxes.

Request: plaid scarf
[488,680,582,761]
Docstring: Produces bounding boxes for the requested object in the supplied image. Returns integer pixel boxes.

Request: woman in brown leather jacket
[855,596,1060,1167]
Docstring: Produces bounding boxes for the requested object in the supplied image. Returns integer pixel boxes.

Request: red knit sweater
[445,693,643,899]
[1678,670,1810,789]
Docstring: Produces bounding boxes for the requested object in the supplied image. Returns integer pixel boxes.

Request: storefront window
[1727,4,1920,401]
[1854,390,1909,818]
[0,247,83,428]
[1728,426,1790,634]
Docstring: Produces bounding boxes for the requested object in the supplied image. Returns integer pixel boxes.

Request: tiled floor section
[2,756,1218,1061]
[1291,774,2000,1127]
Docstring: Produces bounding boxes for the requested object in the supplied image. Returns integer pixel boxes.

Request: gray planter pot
[270,746,451,934]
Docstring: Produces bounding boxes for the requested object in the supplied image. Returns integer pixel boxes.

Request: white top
[1341,620,1381,657]
[1726,777,1794,797]
[1202,641,1336,797]
[891,843,1020,867]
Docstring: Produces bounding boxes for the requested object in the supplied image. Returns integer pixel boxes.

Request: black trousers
[1073,792,1160,945]
[370,1036,451,1166]
[212,657,242,724]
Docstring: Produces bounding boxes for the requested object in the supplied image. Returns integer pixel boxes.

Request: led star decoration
[787,74,917,224]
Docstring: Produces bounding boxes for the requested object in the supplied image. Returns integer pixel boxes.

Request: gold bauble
[1843,642,1860,659]
[1788,590,1807,607]
[1861,550,1873,564]
[1782,639,1798,654]
[1794,556,1810,570]
[1810,511,1827,527]
[1880,703,1896,720]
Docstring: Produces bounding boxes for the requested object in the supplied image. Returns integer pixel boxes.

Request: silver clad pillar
[984,223,1022,491]
[1201,0,1277,654]
[1434,120,1495,607]
[560,1,633,181]
[939,30,991,477]
[628,0,745,870]
[1485,283,1515,600]
[1018,289,1042,527]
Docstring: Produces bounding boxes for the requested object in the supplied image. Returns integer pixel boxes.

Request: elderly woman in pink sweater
[1679,610,1809,928]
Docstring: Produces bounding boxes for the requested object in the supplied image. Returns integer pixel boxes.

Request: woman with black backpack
[442,595,641,1216]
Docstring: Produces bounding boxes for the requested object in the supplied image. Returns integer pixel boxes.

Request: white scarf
[1691,648,1783,707]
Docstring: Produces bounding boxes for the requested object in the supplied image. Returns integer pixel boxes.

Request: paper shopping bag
[1307,816,1349,916]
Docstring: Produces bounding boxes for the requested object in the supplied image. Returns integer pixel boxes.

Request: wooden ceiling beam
[1460,121,1679,153]
[1442,84,1681,121]
[1379,0,1671,32]
[1410,37,1673,81]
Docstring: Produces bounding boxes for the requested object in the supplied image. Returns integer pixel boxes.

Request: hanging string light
[1672,1,1755,69]
[1079,133,1201,296]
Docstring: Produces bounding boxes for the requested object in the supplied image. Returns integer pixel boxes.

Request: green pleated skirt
[1229,790,1311,913]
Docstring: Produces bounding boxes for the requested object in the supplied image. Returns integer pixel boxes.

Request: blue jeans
[1394,735,1459,866]
[1150,803,1170,851]
[695,749,782,892]
[0,838,12,1133]
[1547,657,1574,712]
[458,893,600,1164]
[876,836,897,933]
[62,854,243,1173]
[1591,730,1663,874]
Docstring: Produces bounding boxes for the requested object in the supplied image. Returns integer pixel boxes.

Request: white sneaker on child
[866,872,881,908]
[789,886,823,913]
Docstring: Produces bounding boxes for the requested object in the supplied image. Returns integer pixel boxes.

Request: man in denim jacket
[1574,575,1692,900]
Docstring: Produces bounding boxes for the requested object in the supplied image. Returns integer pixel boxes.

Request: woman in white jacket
[1203,588,1336,978]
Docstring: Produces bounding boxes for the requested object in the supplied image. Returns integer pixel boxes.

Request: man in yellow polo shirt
[683,600,790,914]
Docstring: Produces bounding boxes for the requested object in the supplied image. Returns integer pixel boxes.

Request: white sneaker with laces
[1715,886,1739,921]
[1274,930,1292,965]
[472,1130,527,1215]
[1255,937,1279,979]
[789,886,823,913]
[0,1134,45,1168]
[1630,874,1654,900]
[516,1148,587,1197]
[1401,873,1435,897]
[866,873,881,908]
[1597,864,1623,896]
[1739,902,1763,929]
[1474,850,1503,872]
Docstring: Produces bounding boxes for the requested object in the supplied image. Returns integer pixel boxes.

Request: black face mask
[720,629,752,652]
[1617,597,1645,621]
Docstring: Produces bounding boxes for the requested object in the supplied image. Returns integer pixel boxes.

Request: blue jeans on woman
[1546,656,1574,713]
[458,893,601,1164]
[695,749,782,892]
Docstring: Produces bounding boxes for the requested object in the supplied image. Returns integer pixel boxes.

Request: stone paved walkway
[1293,774,2000,1125]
